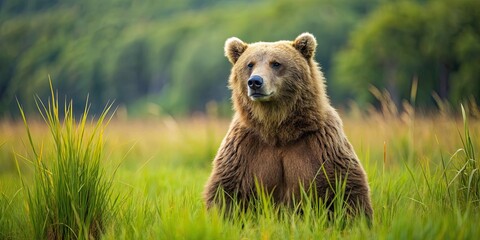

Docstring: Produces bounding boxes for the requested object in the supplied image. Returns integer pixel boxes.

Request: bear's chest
[243,135,321,203]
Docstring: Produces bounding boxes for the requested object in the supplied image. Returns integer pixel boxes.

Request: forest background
[1,0,479,118]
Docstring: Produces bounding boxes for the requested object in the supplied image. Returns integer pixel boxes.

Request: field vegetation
[1,91,479,239]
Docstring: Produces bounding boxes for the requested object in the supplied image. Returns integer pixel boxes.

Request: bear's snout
[247,75,264,90]
[247,75,273,101]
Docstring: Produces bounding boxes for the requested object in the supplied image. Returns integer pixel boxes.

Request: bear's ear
[225,37,248,64]
[292,32,317,59]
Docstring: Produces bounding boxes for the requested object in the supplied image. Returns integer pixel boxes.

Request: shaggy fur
[203,33,373,218]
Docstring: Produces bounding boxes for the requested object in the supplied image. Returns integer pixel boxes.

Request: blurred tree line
[334,0,480,109]
[0,0,478,118]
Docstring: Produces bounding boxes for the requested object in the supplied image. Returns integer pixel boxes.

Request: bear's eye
[271,61,281,68]
[247,62,254,69]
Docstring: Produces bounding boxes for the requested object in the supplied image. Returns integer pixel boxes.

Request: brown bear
[203,33,373,219]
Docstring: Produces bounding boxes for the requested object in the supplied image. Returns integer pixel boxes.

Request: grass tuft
[16,81,117,239]
[455,105,479,206]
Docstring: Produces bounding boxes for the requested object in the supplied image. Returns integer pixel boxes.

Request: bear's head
[225,33,327,133]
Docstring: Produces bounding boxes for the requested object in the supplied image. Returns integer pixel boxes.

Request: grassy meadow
[1,98,480,239]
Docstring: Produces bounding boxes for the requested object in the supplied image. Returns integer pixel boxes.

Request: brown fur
[203,33,373,219]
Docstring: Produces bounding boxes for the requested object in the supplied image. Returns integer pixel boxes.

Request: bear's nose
[247,75,263,90]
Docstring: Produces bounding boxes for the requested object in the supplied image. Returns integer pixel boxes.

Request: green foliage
[0,0,382,117]
[1,0,479,116]
[334,0,480,108]
[16,83,116,239]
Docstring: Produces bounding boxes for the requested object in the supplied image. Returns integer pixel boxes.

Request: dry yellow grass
[2,112,479,173]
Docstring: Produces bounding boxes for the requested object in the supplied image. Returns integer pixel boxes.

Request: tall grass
[2,109,478,239]
[16,83,117,239]
[2,84,480,239]
[443,105,479,208]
